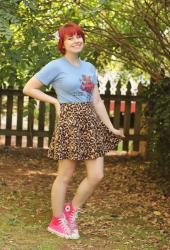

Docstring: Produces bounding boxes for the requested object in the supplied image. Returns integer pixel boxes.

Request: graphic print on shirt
[80,74,95,93]
[71,74,95,101]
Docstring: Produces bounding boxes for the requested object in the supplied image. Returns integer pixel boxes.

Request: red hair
[57,22,85,54]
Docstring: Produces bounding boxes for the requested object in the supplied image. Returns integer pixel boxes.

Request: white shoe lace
[70,208,81,225]
[59,216,71,234]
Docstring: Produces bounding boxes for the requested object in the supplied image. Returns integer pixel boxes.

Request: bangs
[62,27,83,38]
[59,22,85,41]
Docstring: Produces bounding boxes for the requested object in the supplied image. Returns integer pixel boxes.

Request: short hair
[57,22,85,54]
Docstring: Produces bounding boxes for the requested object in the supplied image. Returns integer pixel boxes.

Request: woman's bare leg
[72,156,104,209]
[51,159,78,217]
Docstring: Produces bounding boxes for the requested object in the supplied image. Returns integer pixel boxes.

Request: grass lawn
[0,147,169,250]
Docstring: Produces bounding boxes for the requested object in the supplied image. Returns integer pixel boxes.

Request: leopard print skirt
[47,102,122,161]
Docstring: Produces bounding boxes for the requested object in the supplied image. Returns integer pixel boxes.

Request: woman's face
[63,33,84,54]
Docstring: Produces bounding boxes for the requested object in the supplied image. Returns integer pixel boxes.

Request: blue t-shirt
[34,56,98,103]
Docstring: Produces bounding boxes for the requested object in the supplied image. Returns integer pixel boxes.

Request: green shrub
[142,77,170,176]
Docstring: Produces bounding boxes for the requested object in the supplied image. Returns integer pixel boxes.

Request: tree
[73,0,170,81]
[1,0,169,87]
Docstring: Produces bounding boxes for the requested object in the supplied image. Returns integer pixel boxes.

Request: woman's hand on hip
[111,128,125,138]
[53,100,61,118]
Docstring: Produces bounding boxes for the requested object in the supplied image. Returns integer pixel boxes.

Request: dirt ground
[0,146,170,250]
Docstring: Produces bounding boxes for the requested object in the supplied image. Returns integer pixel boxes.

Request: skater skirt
[47,102,123,160]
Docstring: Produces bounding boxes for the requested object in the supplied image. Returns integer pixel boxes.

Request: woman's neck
[63,53,80,66]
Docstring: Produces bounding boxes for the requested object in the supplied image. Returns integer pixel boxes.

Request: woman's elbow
[23,76,41,95]
[23,84,34,96]
[92,97,102,106]
[23,86,29,95]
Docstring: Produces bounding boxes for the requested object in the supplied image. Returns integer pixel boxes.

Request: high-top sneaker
[47,213,72,239]
[64,201,80,239]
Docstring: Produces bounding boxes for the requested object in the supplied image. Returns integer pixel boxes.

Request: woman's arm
[23,76,60,116]
[92,85,125,138]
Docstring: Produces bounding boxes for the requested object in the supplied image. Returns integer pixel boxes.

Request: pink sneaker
[47,213,72,239]
[64,201,80,239]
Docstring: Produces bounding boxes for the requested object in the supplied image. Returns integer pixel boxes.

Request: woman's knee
[87,172,104,185]
[56,172,73,185]
[85,156,104,185]
[56,159,77,185]
[60,175,73,185]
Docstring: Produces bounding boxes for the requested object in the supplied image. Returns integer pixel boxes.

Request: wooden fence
[0,81,148,155]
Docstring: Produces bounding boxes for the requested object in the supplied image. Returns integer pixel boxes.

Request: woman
[23,22,125,240]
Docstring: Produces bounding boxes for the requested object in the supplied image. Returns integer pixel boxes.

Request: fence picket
[16,90,24,146]
[123,81,132,151]
[114,81,121,129]
[27,97,34,147]
[105,81,111,113]
[49,103,55,145]
[38,101,45,147]
[5,87,13,146]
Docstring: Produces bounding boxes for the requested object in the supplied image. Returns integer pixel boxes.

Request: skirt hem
[47,146,120,161]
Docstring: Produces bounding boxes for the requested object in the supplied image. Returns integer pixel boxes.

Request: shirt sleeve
[34,61,58,86]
